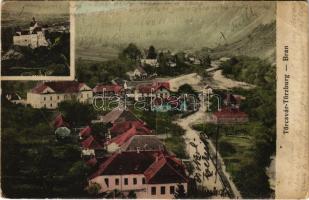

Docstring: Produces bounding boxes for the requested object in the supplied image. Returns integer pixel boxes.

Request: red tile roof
[80,126,92,138]
[93,84,122,94]
[110,120,151,138]
[144,153,188,184]
[89,151,188,184]
[107,126,139,146]
[54,113,69,128]
[137,82,170,93]
[213,108,248,124]
[89,151,156,179]
[101,108,141,124]
[81,135,104,149]
[213,109,248,118]
[31,81,89,94]
[85,157,98,166]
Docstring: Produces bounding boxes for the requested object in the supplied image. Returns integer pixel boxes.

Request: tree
[91,123,108,139]
[121,43,141,61]
[147,45,157,59]
[174,184,187,198]
[86,182,101,196]
[178,84,198,97]
[201,55,211,67]
[127,190,137,198]
[58,100,96,127]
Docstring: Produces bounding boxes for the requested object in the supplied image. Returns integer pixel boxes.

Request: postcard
[0,1,308,199]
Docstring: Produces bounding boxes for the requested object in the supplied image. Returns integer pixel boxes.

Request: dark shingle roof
[121,135,165,152]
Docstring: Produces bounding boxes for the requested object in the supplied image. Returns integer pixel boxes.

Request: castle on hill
[13,17,49,49]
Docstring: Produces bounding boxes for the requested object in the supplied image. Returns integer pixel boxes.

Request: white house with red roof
[27,81,93,109]
[88,151,188,198]
[127,66,148,80]
[133,82,171,101]
[93,84,123,97]
[212,108,248,124]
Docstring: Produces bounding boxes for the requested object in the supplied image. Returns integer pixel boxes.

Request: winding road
[175,105,242,198]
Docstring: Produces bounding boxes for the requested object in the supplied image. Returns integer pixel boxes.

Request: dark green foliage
[127,190,137,198]
[58,100,96,127]
[195,56,276,198]
[201,55,211,67]
[147,45,157,59]
[76,56,137,88]
[221,56,275,89]
[234,162,271,198]
[178,84,198,97]
[86,182,101,196]
[91,123,108,139]
[1,101,91,198]
[174,184,187,198]
[120,43,141,61]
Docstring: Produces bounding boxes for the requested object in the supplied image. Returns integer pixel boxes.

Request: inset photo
[1,1,74,80]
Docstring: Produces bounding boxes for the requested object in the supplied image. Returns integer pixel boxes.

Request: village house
[133,82,171,101]
[4,92,23,104]
[27,81,93,109]
[79,125,107,157]
[167,60,177,68]
[140,58,159,67]
[98,108,142,124]
[212,108,248,124]
[54,113,70,128]
[93,84,123,97]
[223,94,246,110]
[109,120,151,138]
[88,151,188,198]
[120,135,166,152]
[13,17,49,49]
[106,125,147,153]
[126,66,148,80]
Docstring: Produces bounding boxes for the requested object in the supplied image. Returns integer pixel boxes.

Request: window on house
[44,97,46,101]
[161,186,165,195]
[115,178,119,185]
[57,96,59,100]
[50,96,52,100]
[81,94,83,98]
[133,178,137,185]
[151,187,156,195]
[170,186,175,194]
[104,178,109,187]
[44,104,46,108]
[142,177,146,184]
[124,178,128,185]
[50,104,52,107]
[87,94,89,98]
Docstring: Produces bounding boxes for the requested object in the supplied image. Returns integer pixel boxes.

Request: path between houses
[174,106,242,198]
